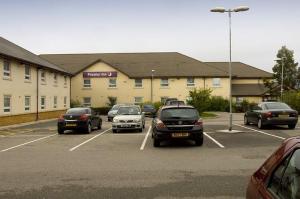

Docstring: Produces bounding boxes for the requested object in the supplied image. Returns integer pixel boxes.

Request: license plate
[279,115,289,118]
[121,124,130,128]
[66,123,77,127]
[172,133,189,138]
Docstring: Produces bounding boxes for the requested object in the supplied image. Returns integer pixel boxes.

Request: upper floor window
[53,73,57,84]
[41,70,46,83]
[109,78,117,88]
[4,95,11,113]
[160,78,169,87]
[212,78,221,87]
[25,96,31,111]
[64,76,67,86]
[24,65,31,81]
[3,60,11,78]
[187,77,195,87]
[83,97,91,107]
[83,79,91,88]
[41,96,46,110]
[53,96,57,108]
[135,79,142,87]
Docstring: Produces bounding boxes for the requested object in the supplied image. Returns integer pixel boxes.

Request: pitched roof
[40,52,229,78]
[232,84,269,96]
[0,37,70,75]
[205,62,273,78]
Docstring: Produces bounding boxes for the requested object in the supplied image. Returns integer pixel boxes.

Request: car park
[57,107,102,134]
[142,104,156,117]
[246,136,300,199]
[244,102,298,129]
[112,105,145,133]
[151,105,203,147]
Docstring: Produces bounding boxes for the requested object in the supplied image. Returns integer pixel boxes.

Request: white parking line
[235,124,286,140]
[1,134,56,152]
[204,132,225,148]
[140,126,152,150]
[69,128,111,152]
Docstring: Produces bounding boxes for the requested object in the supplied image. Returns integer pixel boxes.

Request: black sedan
[152,105,203,147]
[57,107,102,134]
[142,104,156,117]
[244,102,298,129]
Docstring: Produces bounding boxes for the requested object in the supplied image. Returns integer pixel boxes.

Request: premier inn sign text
[83,72,118,78]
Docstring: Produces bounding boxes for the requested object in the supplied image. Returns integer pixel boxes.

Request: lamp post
[211,6,249,131]
[151,69,155,103]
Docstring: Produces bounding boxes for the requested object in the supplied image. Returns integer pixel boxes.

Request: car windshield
[161,108,199,119]
[117,107,140,115]
[265,103,291,110]
[66,108,89,114]
[111,105,120,111]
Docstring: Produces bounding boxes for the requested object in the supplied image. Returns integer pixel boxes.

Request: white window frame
[53,73,57,84]
[83,97,91,107]
[41,96,46,110]
[3,60,11,78]
[161,97,168,104]
[64,96,67,108]
[109,78,117,88]
[236,97,244,103]
[212,78,221,87]
[160,78,169,87]
[41,70,46,83]
[134,79,143,88]
[24,65,31,81]
[134,97,143,105]
[4,95,11,113]
[83,79,91,88]
[25,96,31,111]
[53,96,57,108]
[187,77,195,87]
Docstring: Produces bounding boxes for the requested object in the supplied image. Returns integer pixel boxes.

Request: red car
[246,136,300,199]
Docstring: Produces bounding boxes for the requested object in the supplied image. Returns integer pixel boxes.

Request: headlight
[113,118,118,123]
[134,119,141,122]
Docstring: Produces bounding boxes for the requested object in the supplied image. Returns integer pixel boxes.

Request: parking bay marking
[69,128,111,152]
[234,124,286,140]
[203,132,225,148]
[1,134,56,152]
[140,126,152,150]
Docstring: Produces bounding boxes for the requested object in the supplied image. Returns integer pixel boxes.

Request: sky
[0,0,300,72]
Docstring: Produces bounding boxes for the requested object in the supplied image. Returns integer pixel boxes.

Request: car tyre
[258,118,264,129]
[58,128,64,134]
[139,128,143,132]
[244,116,249,125]
[288,124,296,129]
[97,121,102,130]
[153,139,160,147]
[112,129,117,133]
[195,137,203,146]
[86,123,92,134]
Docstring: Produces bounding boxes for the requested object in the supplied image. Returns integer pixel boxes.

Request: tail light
[79,114,89,121]
[195,119,203,127]
[58,114,65,122]
[264,112,272,118]
[156,119,166,129]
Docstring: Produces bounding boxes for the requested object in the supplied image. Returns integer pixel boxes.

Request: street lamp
[274,57,285,101]
[211,6,249,131]
[151,69,155,103]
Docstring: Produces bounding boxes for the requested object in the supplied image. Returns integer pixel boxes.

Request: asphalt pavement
[0,113,299,199]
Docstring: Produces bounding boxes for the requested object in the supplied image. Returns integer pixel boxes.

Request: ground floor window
[53,96,57,108]
[134,97,143,105]
[4,95,11,113]
[64,96,67,107]
[83,97,91,107]
[236,97,244,103]
[41,96,46,110]
[161,97,168,104]
[109,78,117,88]
[25,96,31,111]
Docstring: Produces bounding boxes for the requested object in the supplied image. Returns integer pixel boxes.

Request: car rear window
[66,108,89,114]
[161,108,199,119]
[265,103,291,110]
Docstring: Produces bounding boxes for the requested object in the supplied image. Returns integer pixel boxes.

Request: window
[83,79,91,88]
[83,97,91,107]
[4,95,11,113]
[41,70,46,82]
[160,78,169,87]
[212,78,221,87]
[134,97,143,105]
[187,77,195,87]
[64,96,67,108]
[53,73,57,84]
[41,96,46,110]
[109,78,117,88]
[53,96,57,108]
[3,60,10,78]
[236,97,244,103]
[25,96,31,111]
[24,65,31,80]
[64,76,67,86]
[135,79,142,87]
[268,149,300,199]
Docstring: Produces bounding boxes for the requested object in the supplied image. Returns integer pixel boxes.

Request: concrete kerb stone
[0,118,57,130]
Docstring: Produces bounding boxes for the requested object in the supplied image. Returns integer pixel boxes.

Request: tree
[273,46,299,89]
[106,96,117,107]
[187,88,212,114]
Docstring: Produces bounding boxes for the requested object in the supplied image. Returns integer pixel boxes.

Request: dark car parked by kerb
[152,105,203,147]
[244,102,298,129]
[57,107,102,134]
[142,104,156,117]
[246,136,300,199]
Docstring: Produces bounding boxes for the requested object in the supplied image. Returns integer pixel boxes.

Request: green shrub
[70,99,81,108]
[283,91,300,112]
[209,96,229,112]
[106,96,117,107]
[187,88,212,114]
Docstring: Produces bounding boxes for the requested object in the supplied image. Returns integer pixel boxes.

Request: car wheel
[112,129,117,133]
[143,123,145,129]
[258,118,264,129]
[153,139,160,147]
[244,116,249,125]
[58,128,64,134]
[139,128,143,132]
[86,123,92,134]
[195,137,203,146]
[288,124,296,129]
[97,121,102,130]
